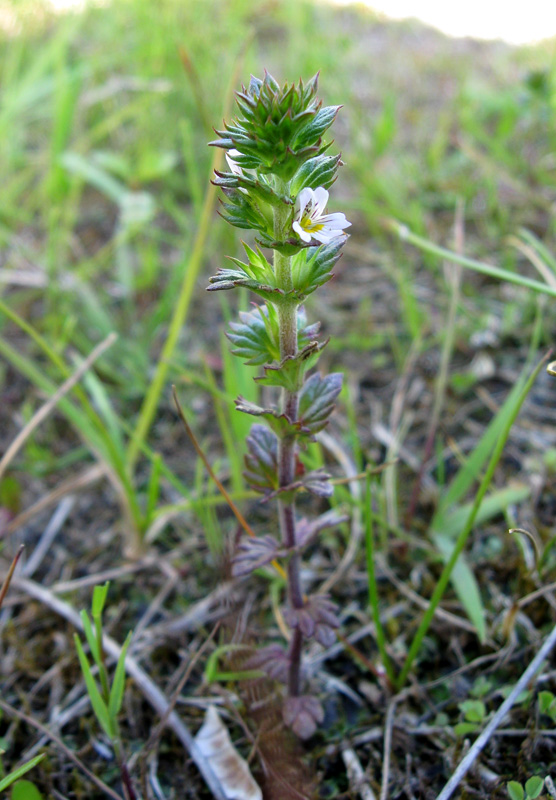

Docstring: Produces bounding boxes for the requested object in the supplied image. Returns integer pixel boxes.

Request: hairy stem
[273,184,304,697]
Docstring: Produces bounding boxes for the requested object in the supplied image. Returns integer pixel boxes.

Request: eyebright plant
[208,71,350,739]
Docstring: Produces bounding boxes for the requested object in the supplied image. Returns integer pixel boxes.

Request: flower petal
[295,187,315,215]
[321,212,351,230]
[312,186,329,215]
[293,220,312,242]
[225,153,243,176]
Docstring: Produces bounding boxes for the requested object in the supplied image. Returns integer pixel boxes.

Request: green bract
[210,72,339,180]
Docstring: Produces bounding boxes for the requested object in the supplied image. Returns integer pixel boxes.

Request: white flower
[225,149,244,176]
[292,187,351,244]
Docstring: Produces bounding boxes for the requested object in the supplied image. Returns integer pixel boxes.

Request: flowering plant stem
[273,179,304,696]
[208,71,350,737]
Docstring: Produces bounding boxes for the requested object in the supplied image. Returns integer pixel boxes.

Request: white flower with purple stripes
[292,186,350,244]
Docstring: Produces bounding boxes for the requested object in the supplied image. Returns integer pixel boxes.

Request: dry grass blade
[342,745,377,800]
[137,622,220,780]
[507,234,556,289]
[0,544,24,610]
[0,332,117,481]
[5,464,106,535]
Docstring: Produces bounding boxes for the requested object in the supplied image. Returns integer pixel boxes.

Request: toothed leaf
[244,424,279,492]
[235,398,304,438]
[285,595,340,646]
[227,305,280,365]
[244,644,290,684]
[291,240,345,297]
[298,372,343,433]
[232,535,281,577]
[255,341,325,392]
[290,154,341,195]
[283,695,324,739]
[293,106,340,149]
[296,509,349,548]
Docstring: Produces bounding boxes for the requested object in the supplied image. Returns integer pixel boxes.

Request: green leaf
[538,690,555,715]
[208,244,293,302]
[218,187,273,234]
[459,699,486,723]
[108,630,132,721]
[453,721,478,737]
[291,240,344,297]
[235,398,301,439]
[11,780,43,800]
[294,106,340,148]
[80,611,100,665]
[507,782,524,800]
[0,755,45,792]
[255,341,324,392]
[91,582,110,620]
[227,305,280,365]
[290,154,341,194]
[74,634,114,739]
[213,169,290,208]
[298,372,343,434]
[524,776,544,798]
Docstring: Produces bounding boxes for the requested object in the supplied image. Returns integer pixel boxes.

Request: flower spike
[208,72,349,739]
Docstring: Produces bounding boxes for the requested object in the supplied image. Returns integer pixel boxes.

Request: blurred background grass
[2,0,554,435]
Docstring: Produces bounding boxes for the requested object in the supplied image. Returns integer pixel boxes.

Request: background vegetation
[1,0,556,797]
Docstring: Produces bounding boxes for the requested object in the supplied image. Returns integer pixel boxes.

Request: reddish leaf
[285,595,340,647]
[283,695,324,739]
[244,644,290,684]
[244,424,279,493]
[232,535,281,577]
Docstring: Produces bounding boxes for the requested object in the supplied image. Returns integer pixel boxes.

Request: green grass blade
[388,220,556,299]
[432,484,530,640]
[80,610,100,664]
[0,755,46,792]
[91,583,110,620]
[0,335,143,535]
[397,353,548,688]
[126,42,249,471]
[108,630,132,721]
[73,634,113,739]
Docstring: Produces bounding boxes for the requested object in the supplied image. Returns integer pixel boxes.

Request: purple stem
[274,188,304,698]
